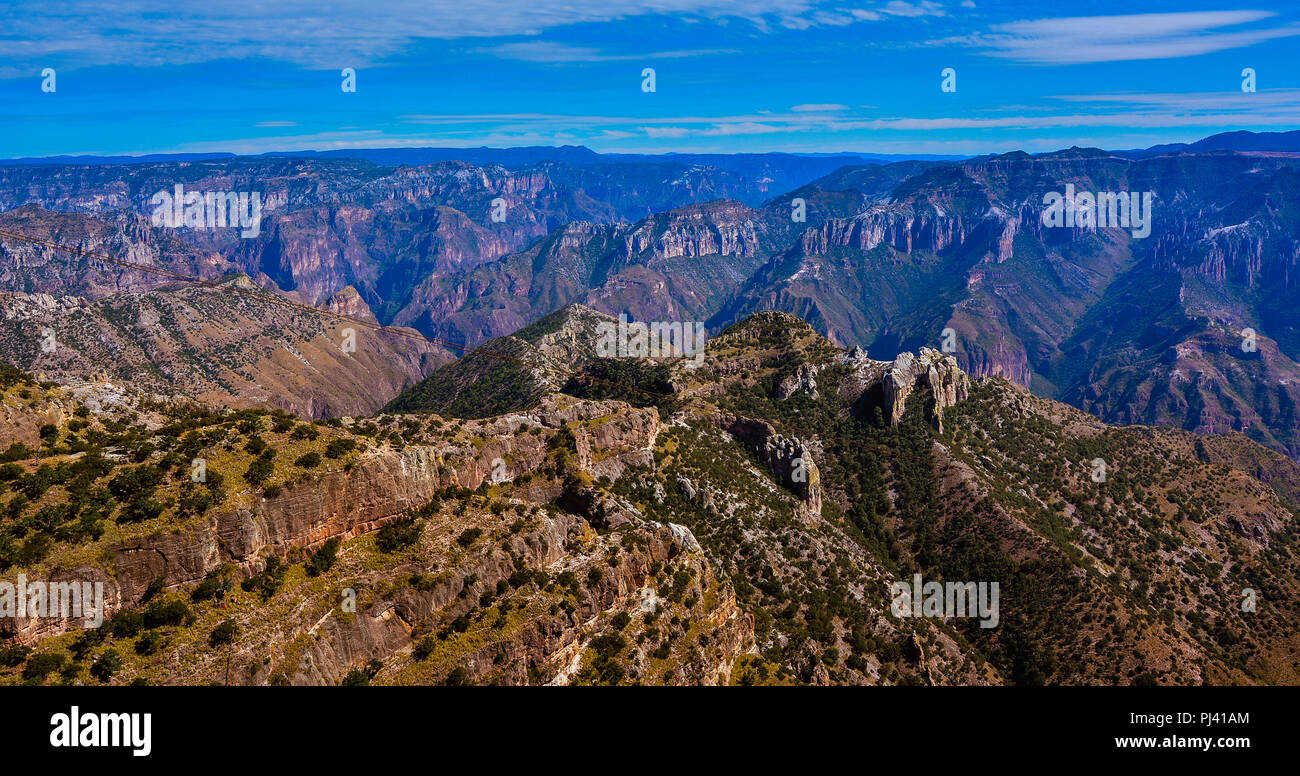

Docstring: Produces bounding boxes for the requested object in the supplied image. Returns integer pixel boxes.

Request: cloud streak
[948,10,1300,64]
[477,41,736,62]
[0,0,816,69]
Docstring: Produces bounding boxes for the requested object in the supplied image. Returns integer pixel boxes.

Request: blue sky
[2,1,1298,158]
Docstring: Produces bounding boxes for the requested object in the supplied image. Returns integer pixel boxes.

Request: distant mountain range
[0,145,960,169]
[1,130,1298,460]
[1122,128,1300,157]
[8,127,1300,170]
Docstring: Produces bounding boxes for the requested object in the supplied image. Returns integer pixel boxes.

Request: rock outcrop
[838,346,972,432]
[882,348,971,432]
[709,411,823,523]
[775,363,820,400]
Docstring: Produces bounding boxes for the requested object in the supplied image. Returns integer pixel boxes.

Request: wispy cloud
[478,41,736,62]
[947,10,1300,64]
[791,103,850,112]
[1051,88,1300,105]
[880,1,945,18]
[399,92,1300,126]
[0,0,817,69]
[779,9,882,30]
[0,0,971,71]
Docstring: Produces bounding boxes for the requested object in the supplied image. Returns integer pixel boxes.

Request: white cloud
[478,41,735,62]
[106,107,1300,157]
[951,10,1300,64]
[791,103,849,112]
[641,126,692,138]
[780,4,938,30]
[1,0,818,69]
[1049,89,1300,111]
[391,99,1300,146]
[2,0,957,70]
[881,1,945,18]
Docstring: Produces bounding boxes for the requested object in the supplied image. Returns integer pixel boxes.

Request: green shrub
[178,485,214,517]
[135,630,166,656]
[444,666,470,686]
[376,516,423,553]
[244,456,274,486]
[455,528,482,548]
[413,635,438,661]
[109,609,145,638]
[0,644,32,668]
[209,619,240,647]
[0,442,33,462]
[240,556,287,600]
[306,538,341,577]
[341,659,383,686]
[22,651,66,681]
[341,669,369,686]
[142,598,193,629]
[191,569,232,603]
[324,438,357,459]
[90,649,122,682]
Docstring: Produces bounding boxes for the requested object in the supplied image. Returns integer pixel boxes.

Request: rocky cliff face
[880,348,971,432]
[0,157,772,318]
[280,515,752,686]
[5,306,1300,685]
[1,392,663,646]
[0,280,449,418]
[0,379,750,685]
[382,303,625,418]
[708,411,823,524]
[711,150,1300,460]
[834,345,971,432]
[0,206,225,299]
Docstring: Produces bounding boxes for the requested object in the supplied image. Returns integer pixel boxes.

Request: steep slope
[403,199,800,349]
[383,304,618,418]
[666,312,1300,684]
[5,309,1299,685]
[0,372,751,686]
[0,277,449,418]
